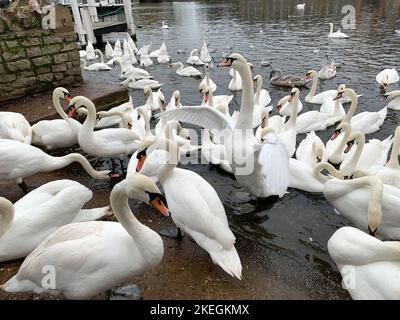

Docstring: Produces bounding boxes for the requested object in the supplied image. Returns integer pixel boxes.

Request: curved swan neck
[0,198,14,238]
[342,89,358,123]
[255,76,262,103]
[234,60,255,129]
[333,124,352,154]
[157,138,179,183]
[80,99,97,134]
[110,180,145,240]
[313,162,344,182]
[94,49,104,63]
[53,89,69,121]
[345,131,365,173]
[386,129,400,169]
[58,153,108,179]
[333,99,341,114]
[306,71,318,99]
[286,93,298,128]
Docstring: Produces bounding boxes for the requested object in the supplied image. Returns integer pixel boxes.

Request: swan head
[67,96,92,118]
[288,87,299,102]
[260,106,272,128]
[382,90,400,101]
[276,95,289,112]
[202,86,212,103]
[143,85,152,100]
[260,127,276,143]
[199,82,207,94]
[158,91,166,108]
[217,52,247,69]
[382,73,389,92]
[331,121,351,141]
[304,70,317,80]
[333,84,347,101]
[253,74,262,86]
[54,87,72,103]
[136,136,157,172]
[136,137,178,172]
[344,131,364,154]
[172,90,181,106]
[125,174,169,216]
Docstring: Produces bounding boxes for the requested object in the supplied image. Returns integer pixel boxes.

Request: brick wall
[0,5,82,103]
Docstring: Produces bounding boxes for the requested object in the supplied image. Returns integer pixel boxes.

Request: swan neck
[313,162,343,182]
[346,133,365,173]
[234,62,255,129]
[81,100,97,134]
[53,91,68,121]
[307,72,318,98]
[158,139,179,183]
[286,95,298,128]
[343,90,358,123]
[0,198,14,238]
[334,125,352,154]
[386,132,400,169]
[60,153,105,179]
[255,78,262,103]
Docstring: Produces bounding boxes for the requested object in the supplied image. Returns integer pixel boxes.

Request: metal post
[81,7,96,44]
[70,0,87,45]
[123,0,136,37]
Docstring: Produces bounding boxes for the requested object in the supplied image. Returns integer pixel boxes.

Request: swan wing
[157,106,234,131]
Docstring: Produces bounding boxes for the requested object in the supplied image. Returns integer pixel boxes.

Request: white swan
[278,88,299,157]
[383,90,400,110]
[376,68,399,91]
[296,131,328,166]
[0,112,32,144]
[31,87,81,149]
[162,20,169,29]
[253,75,271,107]
[326,122,352,164]
[105,41,114,59]
[121,76,162,90]
[136,137,242,279]
[121,65,151,79]
[186,48,204,66]
[318,53,337,80]
[305,70,353,104]
[123,39,138,65]
[319,95,345,115]
[200,64,217,92]
[201,129,233,173]
[229,69,242,91]
[328,226,400,300]
[139,48,153,68]
[276,94,303,117]
[289,161,343,193]
[295,95,344,134]
[328,23,349,38]
[157,42,170,64]
[199,82,233,106]
[112,39,123,57]
[0,180,109,262]
[144,86,164,112]
[85,40,96,60]
[339,131,392,177]
[335,84,387,134]
[160,53,289,198]
[323,175,400,240]
[68,96,139,160]
[80,50,111,71]
[1,174,168,299]
[200,40,212,63]
[166,90,183,111]
[170,62,202,77]
[127,34,138,53]
[0,139,110,190]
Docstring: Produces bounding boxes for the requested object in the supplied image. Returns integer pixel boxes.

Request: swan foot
[108,284,142,300]
[159,227,183,240]
[18,181,29,194]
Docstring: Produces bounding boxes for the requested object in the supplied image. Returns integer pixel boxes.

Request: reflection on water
[83,0,400,297]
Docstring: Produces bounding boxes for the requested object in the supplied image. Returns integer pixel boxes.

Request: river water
[29,0,400,299]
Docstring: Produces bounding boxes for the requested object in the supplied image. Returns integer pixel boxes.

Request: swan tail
[211,246,243,280]
[1,276,41,293]
[378,107,388,119]
[72,206,111,223]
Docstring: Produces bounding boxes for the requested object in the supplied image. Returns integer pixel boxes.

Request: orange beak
[344,142,353,153]
[204,93,209,103]
[217,59,232,67]
[136,154,146,172]
[65,94,72,102]
[150,197,169,216]
[330,130,341,140]
[68,106,76,118]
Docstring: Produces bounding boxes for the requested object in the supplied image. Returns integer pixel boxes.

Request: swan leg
[18,180,29,194]
[159,226,183,240]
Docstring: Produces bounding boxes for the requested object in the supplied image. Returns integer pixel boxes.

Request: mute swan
[328,226,400,300]
[305,70,353,104]
[201,85,230,116]
[127,34,138,53]
[295,95,344,134]
[121,65,151,79]
[339,131,392,177]
[253,75,271,107]
[112,39,123,57]
[278,88,299,157]
[296,3,305,10]
[140,48,153,68]
[144,86,164,112]
[328,23,349,38]
[276,94,303,117]
[170,62,202,77]
[123,40,138,65]
[354,127,400,189]
[0,139,110,191]
[229,69,242,91]
[296,131,328,166]
[200,40,212,63]
[326,122,352,164]
[68,96,139,160]
[319,95,345,115]
[289,161,344,193]
[162,20,169,29]
[0,112,32,144]
[186,49,204,66]
[85,40,96,60]
[80,55,112,71]
[166,90,183,111]
[201,129,233,173]
[31,87,81,150]
[157,42,170,64]
[383,90,400,110]
[376,68,399,91]
[112,55,134,76]
[79,50,86,59]
[136,137,242,279]
[335,84,387,134]
[1,174,168,299]
[0,180,109,262]
[199,82,233,106]
[159,53,290,198]
[200,64,217,93]
[323,175,400,240]
[137,42,152,57]
[149,42,163,58]
[121,76,162,90]
[105,41,114,59]
[318,53,337,80]
[269,69,308,87]
[255,107,285,140]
